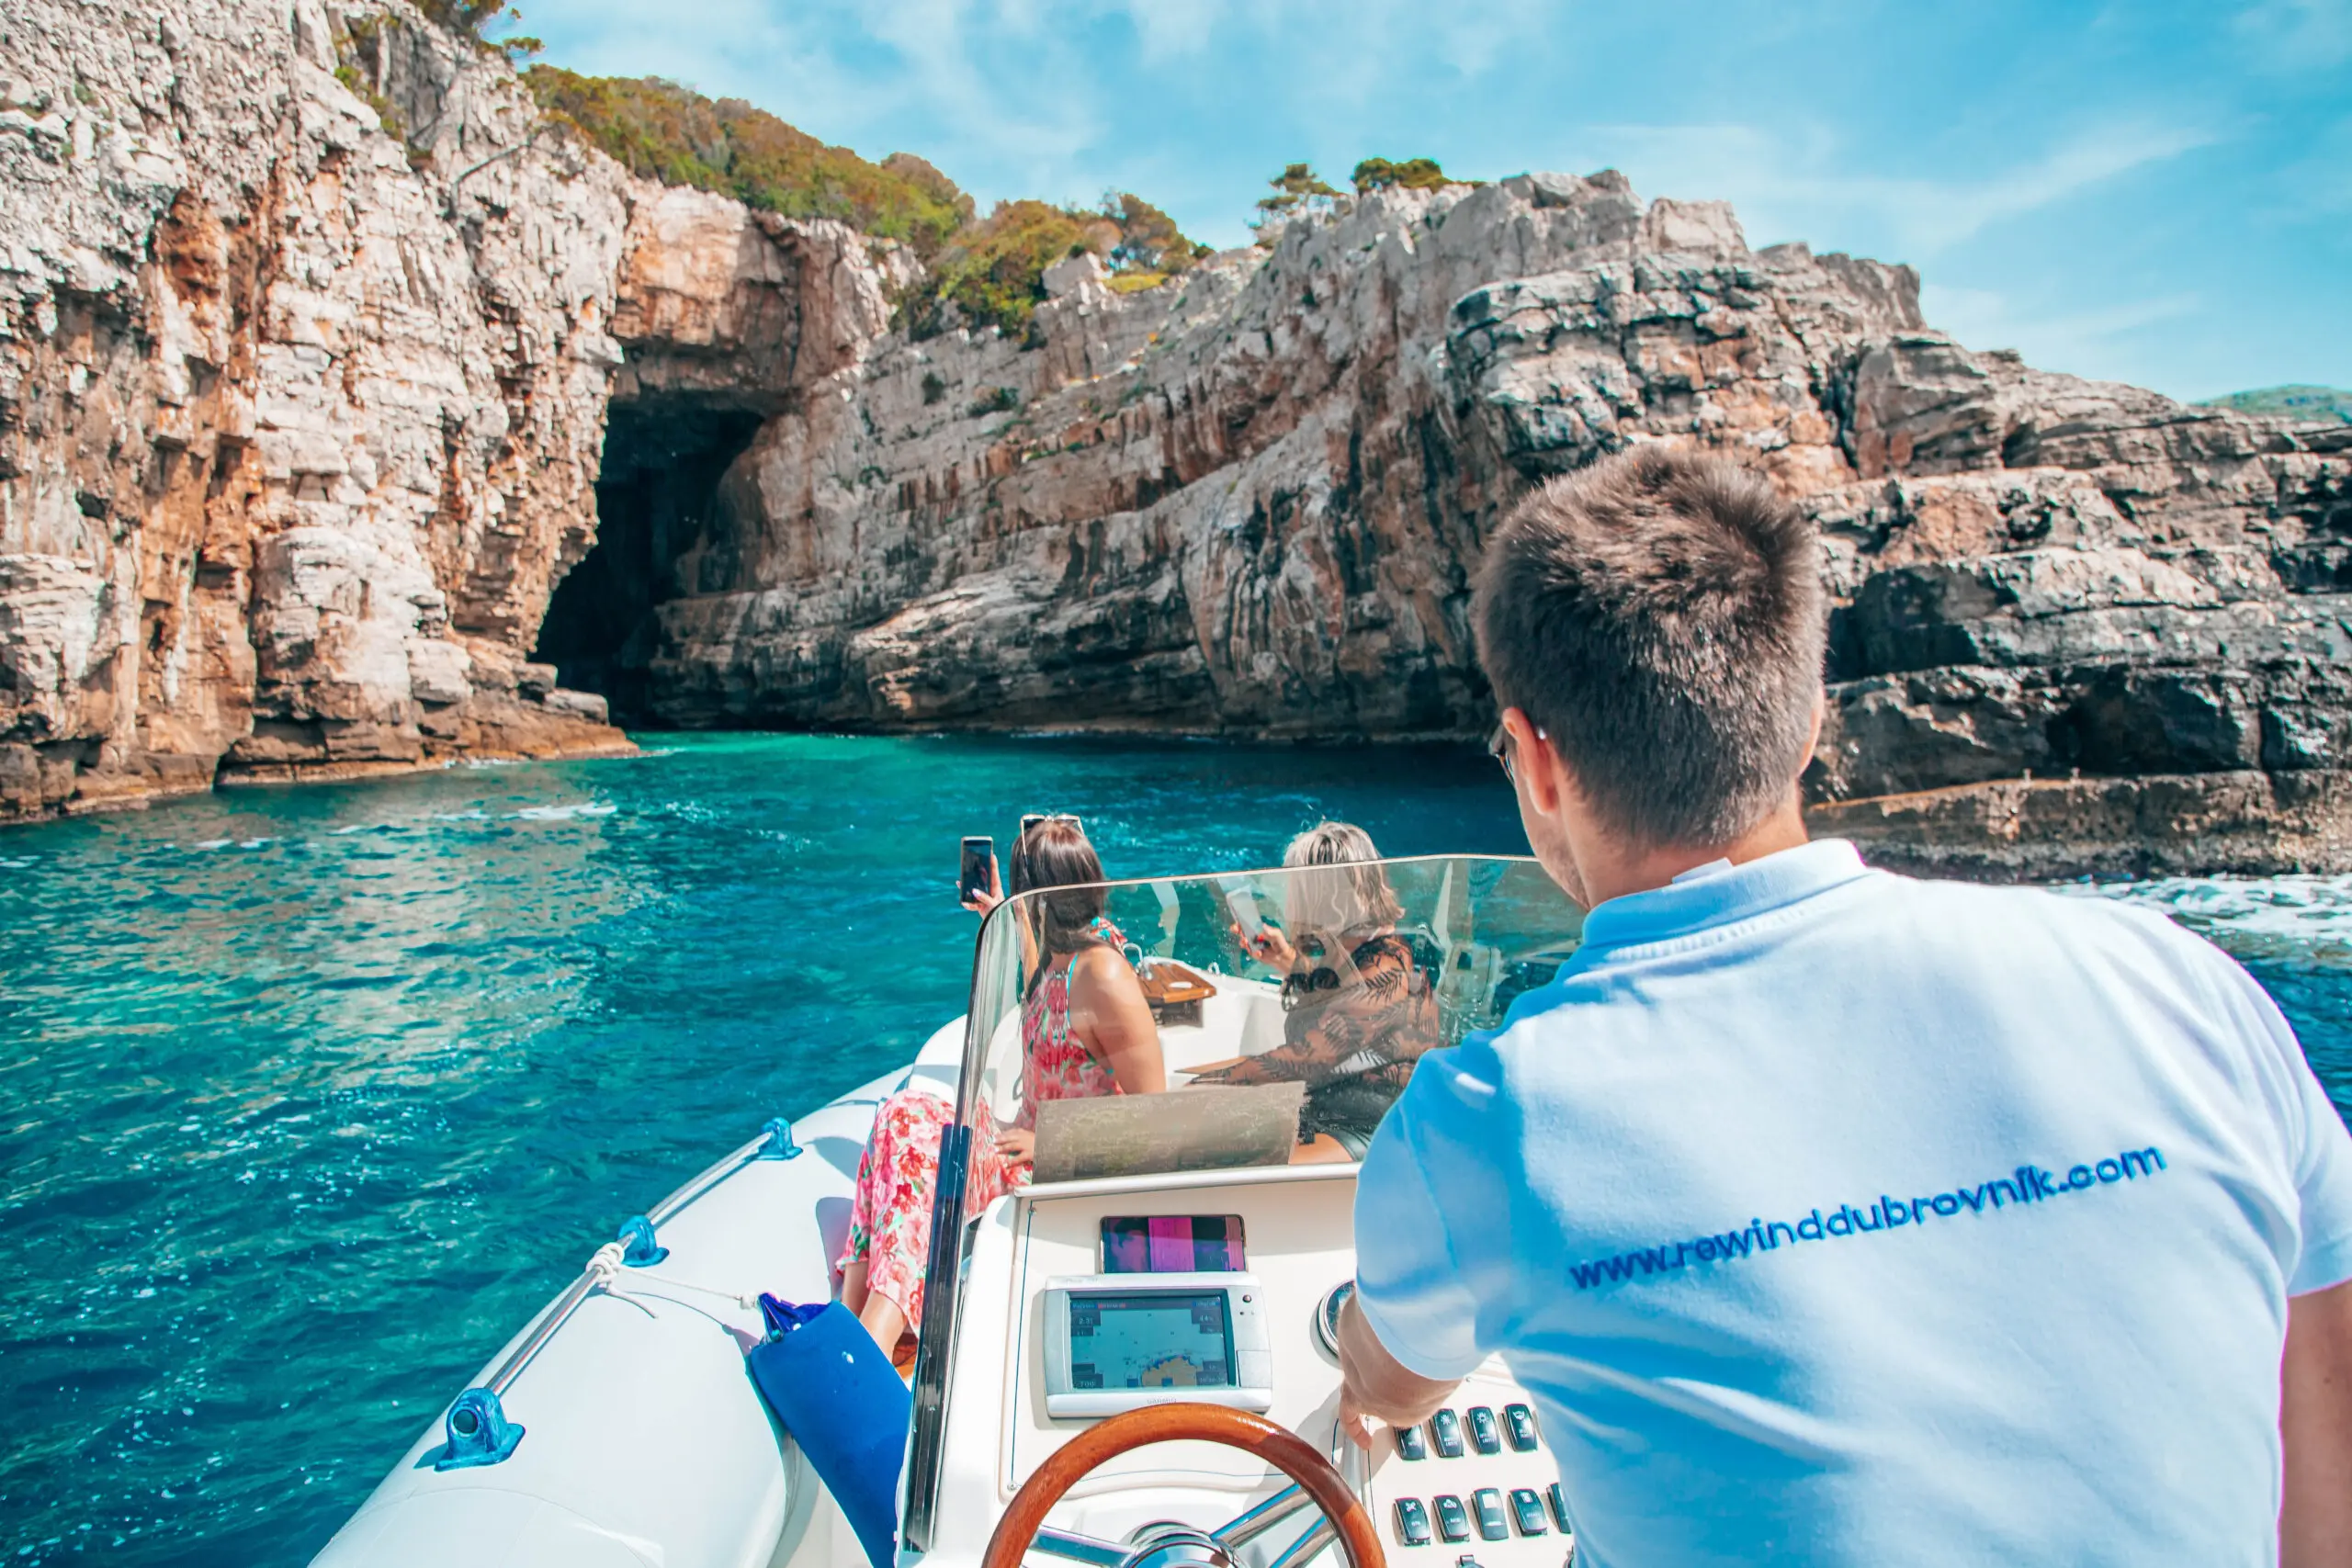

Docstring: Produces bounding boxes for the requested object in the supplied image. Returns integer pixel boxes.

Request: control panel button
[1470,1489,1509,1541]
[1429,1408,1464,1458]
[1545,1483,1571,1533]
[1509,1488,1548,1536]
[1394,1498,1432,1546]
[1503,1403,1539,1451]
[1466,1406,1501,1455]
[1394,1422,1428,1461]
[1434,1495,1471,1543]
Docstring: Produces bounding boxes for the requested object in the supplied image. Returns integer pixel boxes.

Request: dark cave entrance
[534,400,764,725]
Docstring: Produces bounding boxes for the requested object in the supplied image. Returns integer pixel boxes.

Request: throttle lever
[1329,1416,1367,1502]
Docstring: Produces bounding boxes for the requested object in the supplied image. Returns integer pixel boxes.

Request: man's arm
[1337,1291,1462,1447]
[2284,1275,2352,1568]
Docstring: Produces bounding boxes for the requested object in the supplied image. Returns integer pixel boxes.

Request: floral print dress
[837,926,1124,1325]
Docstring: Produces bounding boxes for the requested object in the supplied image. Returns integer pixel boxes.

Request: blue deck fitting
[425,1387,525,1470]
[758,1116,803,1160]
[616,1213,668,1267]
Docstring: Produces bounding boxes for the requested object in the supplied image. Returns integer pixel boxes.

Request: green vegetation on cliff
[899,193,1205,340]
[1257,163,1340,214]
[522,68,973,254]
[1351,157,1460,193]
[2199,385,2352,424]
[521,69,1202,337]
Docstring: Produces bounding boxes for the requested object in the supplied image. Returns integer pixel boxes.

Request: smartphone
[1217,876,1264,942]
[959,836,996,904]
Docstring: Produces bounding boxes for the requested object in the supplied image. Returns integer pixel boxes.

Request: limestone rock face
[0,0,630,818]
[585,168,2351,873]
[6,10,2348,876]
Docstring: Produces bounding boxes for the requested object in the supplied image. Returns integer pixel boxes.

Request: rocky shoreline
[6,0,2349,877]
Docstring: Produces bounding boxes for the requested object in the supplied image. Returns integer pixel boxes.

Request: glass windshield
[901,853,1582,1549]
[955,854,1582,1179]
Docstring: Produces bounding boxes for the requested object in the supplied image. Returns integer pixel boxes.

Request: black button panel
[1389,1400,1568,1551]
[1503,1404,1539,1451]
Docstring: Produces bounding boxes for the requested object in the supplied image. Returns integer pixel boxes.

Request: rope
[584,1241,626,1290]
[609,1272,763,1311]
[584,1242,764,1311]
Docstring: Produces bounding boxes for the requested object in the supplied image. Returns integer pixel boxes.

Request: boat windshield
[900,853,1582,1546]
[955,853,1583,1172]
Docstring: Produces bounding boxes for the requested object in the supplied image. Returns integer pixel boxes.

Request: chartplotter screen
[1067,1291,1235,1391]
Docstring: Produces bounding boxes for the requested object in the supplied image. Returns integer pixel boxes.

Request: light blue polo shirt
[1355,840,2352,1567]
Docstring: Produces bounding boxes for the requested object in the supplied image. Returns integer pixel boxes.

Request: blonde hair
[1281,821,1402,936]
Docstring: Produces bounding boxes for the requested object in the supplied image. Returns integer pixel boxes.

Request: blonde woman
[1193,822,1439,1160]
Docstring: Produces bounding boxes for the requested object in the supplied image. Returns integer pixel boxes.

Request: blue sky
[518,0,2349,401]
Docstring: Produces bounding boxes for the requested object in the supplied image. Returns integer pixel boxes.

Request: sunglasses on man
[1487,719,1548,783]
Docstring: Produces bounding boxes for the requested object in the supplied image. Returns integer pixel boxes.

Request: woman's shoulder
[1069,942,1143,989]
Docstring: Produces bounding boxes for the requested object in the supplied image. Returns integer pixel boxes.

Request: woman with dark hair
[837,818,1162,1358]
[1193,821,1438,1161]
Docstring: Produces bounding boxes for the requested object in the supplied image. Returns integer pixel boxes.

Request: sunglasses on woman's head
[1011,813,1086,894]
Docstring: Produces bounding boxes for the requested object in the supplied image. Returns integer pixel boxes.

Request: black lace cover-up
[1194,931,1441,1154]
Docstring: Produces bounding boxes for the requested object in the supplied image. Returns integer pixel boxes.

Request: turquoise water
[2,734,2347,1565]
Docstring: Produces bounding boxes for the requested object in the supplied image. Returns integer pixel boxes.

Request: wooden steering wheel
[979,1405,1385,1568]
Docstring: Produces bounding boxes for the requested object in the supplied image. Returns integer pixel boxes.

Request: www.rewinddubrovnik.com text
[1567,1146,2167,1290]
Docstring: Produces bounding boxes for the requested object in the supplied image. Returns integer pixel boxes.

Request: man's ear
[1504,707,1566,818]
[1798,691,1826,776]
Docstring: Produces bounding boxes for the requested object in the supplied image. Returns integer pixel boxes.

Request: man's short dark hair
[1473,446,1826,848]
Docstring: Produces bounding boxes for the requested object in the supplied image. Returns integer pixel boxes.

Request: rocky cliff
[583,170,2352,876]
[7,2,2350,878]
[0,0,631,819]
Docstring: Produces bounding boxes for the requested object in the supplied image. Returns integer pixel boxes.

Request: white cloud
[1921,282,2203,384]
[1579,119,2220,260]
[1107,0,1227,61]
[854,0,1106,178]
[2233,0,2352,71]
[2273,111,2352,216]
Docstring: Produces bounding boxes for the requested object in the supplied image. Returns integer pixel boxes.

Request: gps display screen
[1067,1291,1235,1391]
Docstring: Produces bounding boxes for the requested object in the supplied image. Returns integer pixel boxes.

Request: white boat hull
[311,1021,968,1568]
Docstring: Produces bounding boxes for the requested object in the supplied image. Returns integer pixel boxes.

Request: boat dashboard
[920,1162,1574,1568]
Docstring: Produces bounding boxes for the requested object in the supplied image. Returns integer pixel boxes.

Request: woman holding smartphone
[1193,821,1439,1161]
[836,818,1163,1359]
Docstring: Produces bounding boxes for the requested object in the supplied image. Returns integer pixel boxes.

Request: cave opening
[534,400,764,725]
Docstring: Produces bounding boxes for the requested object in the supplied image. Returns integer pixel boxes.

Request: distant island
[4,0,2350,883]
[2199,386,2352,424]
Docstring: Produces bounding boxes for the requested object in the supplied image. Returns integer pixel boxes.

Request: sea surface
[2,734,2348,1565]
